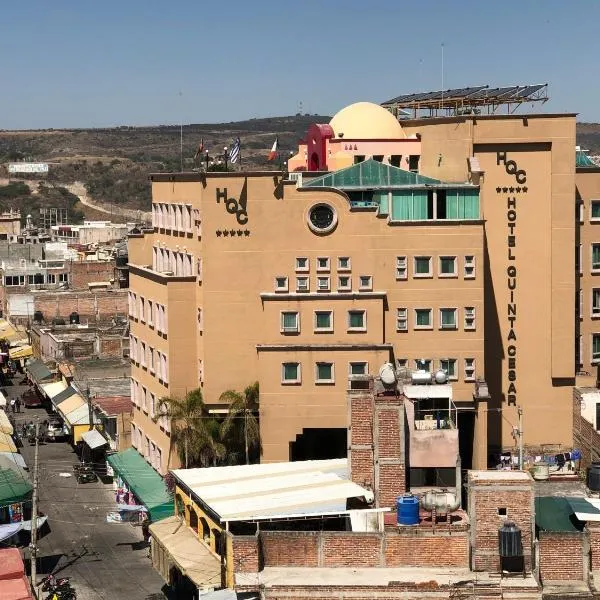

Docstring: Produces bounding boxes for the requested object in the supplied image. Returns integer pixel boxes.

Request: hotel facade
[127,97,578,475]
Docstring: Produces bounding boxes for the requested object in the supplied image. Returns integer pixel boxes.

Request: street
[7,384,167,600]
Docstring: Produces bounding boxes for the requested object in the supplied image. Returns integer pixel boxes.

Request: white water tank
[434,369,448,384]
[379,363,397,386]
[411,371,432,385]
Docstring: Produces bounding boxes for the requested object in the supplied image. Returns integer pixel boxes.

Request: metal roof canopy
[382,84,549,117]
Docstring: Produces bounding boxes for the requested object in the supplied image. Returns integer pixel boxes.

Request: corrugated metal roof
[173,459,374,522]
[92,396,132,415]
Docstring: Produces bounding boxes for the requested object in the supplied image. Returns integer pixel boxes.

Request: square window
[348,310,366,331]
[415,359,432,371]
[349,362,368,375]
[439,256,457,277]
[464,307,476,330]
[296,257,309,272]
[415,308,432,329]
[396,308,408,331]
[440,308,457,329]
[317,276,330,291]
[593,245,600,272]
[275,276,288,292]
[592,201,600,221]
[281,311,299,333]
[317,257,330,272]
[296,276,310,292]
[464,358,475,381]
[316,362,334,383]
[396,256,407,280]
[359,275,372,291]
[414,256,432,277]
[396,358,409,369]
[593,335,600,363]
[440,358,457,380]
[498,507,507,517]
[337,276,351,291]
[338,257,351,271]
[282,362,301,384]
[314,311,333,332]
[593,289,600,317]
[464,256,476,279]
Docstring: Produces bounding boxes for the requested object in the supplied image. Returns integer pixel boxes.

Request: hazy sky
[1,0,597,129]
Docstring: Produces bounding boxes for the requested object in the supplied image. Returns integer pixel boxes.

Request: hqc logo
[497,152,527,185]
[216,187,248,225]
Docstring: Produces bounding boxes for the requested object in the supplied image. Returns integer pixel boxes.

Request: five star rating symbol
[496,186,528,194]
[215,229,250,237]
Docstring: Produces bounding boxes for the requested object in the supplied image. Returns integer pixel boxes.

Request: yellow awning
[9,345,33,360]
[56,393,85,416]
[0,409,13,435]
[41,380,68,399]
[0,431,17,453]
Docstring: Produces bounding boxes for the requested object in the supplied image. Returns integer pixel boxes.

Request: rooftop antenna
[441,43,445,115]
[179,90,183,172]
[298,100,303,115]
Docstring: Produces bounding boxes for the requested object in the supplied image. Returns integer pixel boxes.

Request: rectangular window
[47,273,56,284]
[316,257,330,272]
[282,362,301,384]
[594,335,600,363]
[414,256,432,277]
[317,276,330,291]
[359,275,372,291]
[296,257,309,272]
[396,256,407,280]
[314,310,333,332]
[415,308,432,329]
[348,310,366,331]
[315,362,334,383]
[592,200,600,221]
[140,342,146,367]
[464,307,476,330]
[396,308,408,331]
[149,348,155,374]
[59,273,68,283]
[439,256,457,277]
[593,289,600,317]
[139,297,145,323]
[415,359,432,371]
[147,301,153,326]
[198,359,203,384]
[337,257,351,271]
[275,276,288,292]
[281,311,299,333]
[593,245,600,272]
[296,276,310,292]
[464,358,475,381]
[337,276,351,291]
[440,358,457,380]
[440,308,457,329]
[464,255,476,279]
[349,362,368,375]
[197,257,203,280]
[197,308,203,332]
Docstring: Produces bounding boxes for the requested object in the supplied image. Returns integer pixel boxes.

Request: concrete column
[473,396,489,469]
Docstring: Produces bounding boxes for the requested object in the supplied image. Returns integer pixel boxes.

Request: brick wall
[349,394,375,489]
[261,532,319,567]
[573,391,600,469]
[384,530,468,568]
[70,261,116,290]
[468,473,534,572]
[230,534,260,573]
[321,533,382,567]
[99,337,124,358]
[34,289,127,322]
[538,531,586,582]
[588,522,600,572]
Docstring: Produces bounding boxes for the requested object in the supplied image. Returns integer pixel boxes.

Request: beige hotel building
[127,91,579,475]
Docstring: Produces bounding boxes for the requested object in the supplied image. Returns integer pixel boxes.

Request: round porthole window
[307,203,337,234]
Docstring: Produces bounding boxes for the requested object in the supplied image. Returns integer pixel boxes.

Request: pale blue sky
[0,0,597,128]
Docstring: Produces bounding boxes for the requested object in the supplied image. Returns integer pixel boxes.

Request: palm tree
[219,382,260,465]
[153,388,225,469]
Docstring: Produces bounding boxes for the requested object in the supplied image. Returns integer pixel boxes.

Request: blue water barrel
[396,494,419,526]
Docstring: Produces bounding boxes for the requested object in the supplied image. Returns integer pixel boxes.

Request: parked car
[45,419,65,442]
[21,390,42,408]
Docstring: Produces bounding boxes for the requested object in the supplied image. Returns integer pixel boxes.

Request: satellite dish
[379,363,397,387]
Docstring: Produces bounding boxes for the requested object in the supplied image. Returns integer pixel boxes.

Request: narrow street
[7,385,167,600]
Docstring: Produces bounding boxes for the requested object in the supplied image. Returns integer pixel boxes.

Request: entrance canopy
[0,455,32,504]
[81,429,108,450]
[107,448,173,521]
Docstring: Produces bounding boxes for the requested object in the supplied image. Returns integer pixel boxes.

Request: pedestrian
[15,397,20,413]
[9,398,15,414]
[141,516,151,544]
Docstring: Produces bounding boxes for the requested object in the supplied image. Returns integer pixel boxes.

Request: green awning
[0,457,32,504]
[535,497,583,532]
[26,359,53,383]
[107,448,173,522]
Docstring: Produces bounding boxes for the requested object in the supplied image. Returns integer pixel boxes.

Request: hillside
[0,117,597,224]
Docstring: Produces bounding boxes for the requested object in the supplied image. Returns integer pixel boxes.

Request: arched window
[199,517,210,543]
[189,509,198,533]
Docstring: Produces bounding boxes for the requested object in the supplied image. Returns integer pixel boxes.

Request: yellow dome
[329,102,405,139]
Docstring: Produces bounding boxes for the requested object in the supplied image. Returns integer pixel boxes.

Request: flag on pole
[229,137,241,164]
[268,136,278,161]
[193,138,204,160]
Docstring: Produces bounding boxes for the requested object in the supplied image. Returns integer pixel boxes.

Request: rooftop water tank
[434,369,448,384]
[69,312,80,325]
[411,371,432,385]
[498,521,522,558]
[396,494,419,526]
[379,363,397,387]
[587,462,600,492]
[420,490,460,516]
[531,462,550,481]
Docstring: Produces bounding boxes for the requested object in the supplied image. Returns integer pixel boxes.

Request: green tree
[153,388,225,468]
[219,382,260,465]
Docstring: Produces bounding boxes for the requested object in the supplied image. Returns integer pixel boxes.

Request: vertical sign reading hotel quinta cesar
[496,152,527,406]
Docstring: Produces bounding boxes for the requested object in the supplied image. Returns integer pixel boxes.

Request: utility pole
[30,420,40,592]
[517,405,524,470]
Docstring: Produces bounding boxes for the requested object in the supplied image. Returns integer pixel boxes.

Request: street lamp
[205,149,209,171]
[223,146,228,171]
